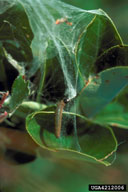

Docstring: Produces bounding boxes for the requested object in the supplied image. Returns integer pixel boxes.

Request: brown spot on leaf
[93,81,97,85]
[22,75,26,80]
[95,75,99,79]
[105,80,110,83]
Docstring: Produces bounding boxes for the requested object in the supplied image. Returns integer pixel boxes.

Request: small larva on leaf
[55,100,66,138]
[55,17,72,26]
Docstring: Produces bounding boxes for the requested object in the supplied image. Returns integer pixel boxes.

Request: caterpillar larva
[55,100,66,138]
[55,17,72,26]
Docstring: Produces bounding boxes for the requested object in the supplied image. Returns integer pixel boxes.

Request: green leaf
[26,109,117,166]
[75,66,128,118]
[0,1,38,82]
[9,75,29,111]
[94,102,128,129]
[94,45,128,73]
[0,2,33,62]
[13,101,47,119]
[94,86,128,129]
[116,85,128,111]
[75,46,128,118]
[75,14,123,79]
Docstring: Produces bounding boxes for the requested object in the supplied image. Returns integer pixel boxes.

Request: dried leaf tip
[0,91,9,108]
[0,111,8,123]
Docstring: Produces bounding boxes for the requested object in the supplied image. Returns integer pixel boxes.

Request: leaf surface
[26,108,117,166]
[9,75,29,111]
